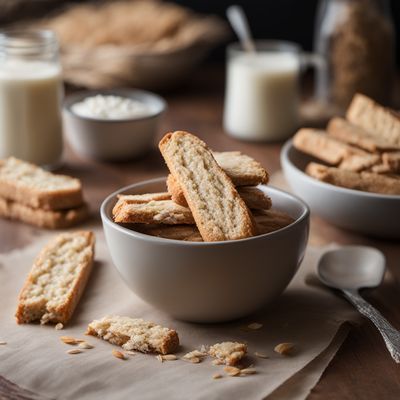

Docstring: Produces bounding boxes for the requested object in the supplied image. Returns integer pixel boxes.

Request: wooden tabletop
[1,66,400,400]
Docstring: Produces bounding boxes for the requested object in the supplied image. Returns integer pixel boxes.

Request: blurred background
[1,0,399,64]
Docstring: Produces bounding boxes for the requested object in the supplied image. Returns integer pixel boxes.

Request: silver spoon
[226,5,256,53]
[318,245,400,363]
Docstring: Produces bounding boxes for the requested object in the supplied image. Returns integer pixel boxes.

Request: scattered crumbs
[112,350,126,360]
[224,366,241,377]
[78,341,94,349]
[213,373,223,380]
[274,343,295,356]
[67,349,83,355]
[55,323,64,330]
[240,368,257,375]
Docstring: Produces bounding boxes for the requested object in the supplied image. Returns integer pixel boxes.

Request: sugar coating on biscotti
[86,315,179,355]
[15,231,95,325]
[159,131,256,241]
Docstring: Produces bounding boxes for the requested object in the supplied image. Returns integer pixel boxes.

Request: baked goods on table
[86,315,179,355]
[15,231,95,325]
[35,0,228,89]
[293,94,400,194]
[208,342,247,366]
[0,157,88,228]
[112,131,294,242]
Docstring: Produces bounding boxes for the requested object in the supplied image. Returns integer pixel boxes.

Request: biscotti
[327,117,400,152]
[306,162,400,195]
[167,174,271,210]
[112,192,171,216]
[208,342,247,366]
[293,128,364,165]
[86,315,179,355]
[0,157,83,210]
[113,199,195,224]
[16,231,95,325]
[213,151,269,186]
[346,93,400,147]
[0,197,89,229]
[159,131,256,241]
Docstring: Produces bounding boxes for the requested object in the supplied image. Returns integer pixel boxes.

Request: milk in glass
[224,43,300,141]
[0,31,63,167]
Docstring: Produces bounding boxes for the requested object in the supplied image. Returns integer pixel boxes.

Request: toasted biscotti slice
[338,153,380,172]
[0,197,89,229]
[112,192,171,216]
[293,128,365,165]
[159,131,256,241]
[213,151,269,186]
[346,94,400,147]
[208,342,247,366]
[306,162,400,195]
[167,174,271,210]
[15,231,95,325]
[0,157,83,210]
[327,117,400,152]
[113,199,195,224]
[86,315,179,355]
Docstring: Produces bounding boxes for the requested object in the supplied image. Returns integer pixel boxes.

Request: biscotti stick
[327,117,400,152]
[16,231,95,325]
[0,157,83,210]
[208,342,247,366]
[213,151,269,186]
[167,174,271,210]
[112,192,171,216]
[293,128,364,165]
[346,93,400,147]
[86,315,179,355]
[113,199,195,224]
[159,131,256,241]
[306,162,400,195]
[338,153,380,172]
[0,197,89,229]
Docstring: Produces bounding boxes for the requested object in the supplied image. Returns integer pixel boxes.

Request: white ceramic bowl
[100,178,309,323]
[63,89,166,161]
[281,140,400,239]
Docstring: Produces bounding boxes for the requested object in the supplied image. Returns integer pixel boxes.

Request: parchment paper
[0,226,359,400]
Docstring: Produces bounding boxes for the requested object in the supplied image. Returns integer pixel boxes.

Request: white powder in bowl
[71,95,152,120]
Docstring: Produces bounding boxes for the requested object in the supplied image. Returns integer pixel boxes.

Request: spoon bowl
[318,246,386,291]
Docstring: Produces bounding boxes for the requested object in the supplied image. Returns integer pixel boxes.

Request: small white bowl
[281,140,400,239]
[63,89,166,161]
[100,178,309,323]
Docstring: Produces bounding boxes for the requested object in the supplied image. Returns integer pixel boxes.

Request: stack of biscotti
[293,93,400,195]
[0,157,89,228]
[113,131,294,242]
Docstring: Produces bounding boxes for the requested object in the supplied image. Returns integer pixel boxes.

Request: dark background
[1,0,400,64]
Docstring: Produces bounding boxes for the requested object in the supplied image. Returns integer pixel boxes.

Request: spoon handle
[343,289,400,363]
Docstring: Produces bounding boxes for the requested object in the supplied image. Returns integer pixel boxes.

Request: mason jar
[0,30,63,168]
[314,0,395,110]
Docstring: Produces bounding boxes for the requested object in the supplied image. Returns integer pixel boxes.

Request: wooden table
[1,66,400,400]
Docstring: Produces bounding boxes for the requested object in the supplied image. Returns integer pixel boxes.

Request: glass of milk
[0,30,63,168]
[224,41,315,142]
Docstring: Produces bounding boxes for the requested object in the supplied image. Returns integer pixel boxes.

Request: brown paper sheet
[0,226,359,399]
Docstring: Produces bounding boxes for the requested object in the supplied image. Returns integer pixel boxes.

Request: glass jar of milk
[0,30,63,168]
[224,41,302,142]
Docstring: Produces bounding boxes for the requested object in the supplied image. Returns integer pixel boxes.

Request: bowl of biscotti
[101,131,309,323]
[282,93,400,239]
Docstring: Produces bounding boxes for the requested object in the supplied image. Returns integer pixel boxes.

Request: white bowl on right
[281,140,400,239]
